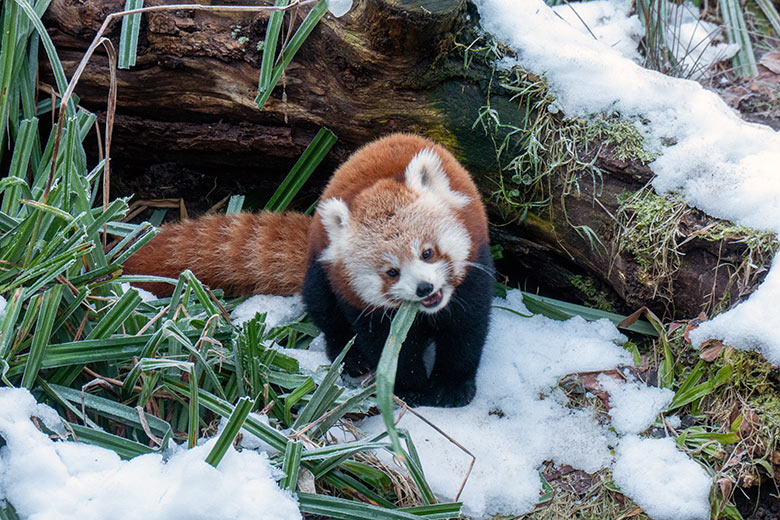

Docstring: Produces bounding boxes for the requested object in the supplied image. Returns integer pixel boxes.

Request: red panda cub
[123,133,494,408]
[303,133,494,407]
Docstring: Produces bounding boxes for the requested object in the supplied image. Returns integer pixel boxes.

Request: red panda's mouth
[421,289,443,308]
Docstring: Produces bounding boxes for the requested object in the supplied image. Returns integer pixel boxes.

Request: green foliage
[0,2,459,518]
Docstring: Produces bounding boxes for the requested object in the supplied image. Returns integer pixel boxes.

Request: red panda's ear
[318,198,350,243]
[404,149,470,208]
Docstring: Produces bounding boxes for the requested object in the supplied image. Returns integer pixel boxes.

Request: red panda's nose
[416,282,434,297]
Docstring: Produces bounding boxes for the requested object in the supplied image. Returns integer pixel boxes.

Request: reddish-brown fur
[123,212,310,296]
[308,133,489,307]
[124,134,486,301]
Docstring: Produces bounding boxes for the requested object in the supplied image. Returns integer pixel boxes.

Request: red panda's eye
[386,268,399,279]
[421,249,434,260]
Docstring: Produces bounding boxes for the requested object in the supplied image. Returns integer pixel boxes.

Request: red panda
[123,212,311,297]
[124,133,494,407]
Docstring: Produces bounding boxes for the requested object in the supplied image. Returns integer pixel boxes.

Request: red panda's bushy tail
[122,212,312,297]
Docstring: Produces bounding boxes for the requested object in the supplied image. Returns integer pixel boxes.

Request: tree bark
[39,0,770,319]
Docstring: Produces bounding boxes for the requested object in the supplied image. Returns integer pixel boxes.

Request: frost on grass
[597,373,673,434]
[349,290,709,519]
[232,294,306,328]
[0,388,301,520]
[477,0,780,364]
[613,436,712,520]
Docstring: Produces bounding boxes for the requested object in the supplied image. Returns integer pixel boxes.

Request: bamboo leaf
[21,284,63,388]
[205,396,252,467]
[255,0,328,109]
[118,0,144,69]
[376,302,419,459]
[281,439,303,491]
[265,127,337,212]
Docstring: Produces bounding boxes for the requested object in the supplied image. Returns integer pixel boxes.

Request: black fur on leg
[303,244,495,408]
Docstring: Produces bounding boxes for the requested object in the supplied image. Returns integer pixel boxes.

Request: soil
[736,484,780,520]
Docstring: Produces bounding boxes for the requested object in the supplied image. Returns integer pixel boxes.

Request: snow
[327,0,353,18]
[350,291,707,519]
[232,294,306,328]
[0,387,300,520]
[120,282,157,303]
[550,0,737,74]
[551,0,643,62]
[476,0,780,368]
[597,373,674,434]
[613,436,712,520]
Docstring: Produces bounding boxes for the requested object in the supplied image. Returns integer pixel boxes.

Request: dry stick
[135,405,164,446]
[135,304,171,336]
[392,396,476,502]
[43,0,319,204]
[102,38,118,250]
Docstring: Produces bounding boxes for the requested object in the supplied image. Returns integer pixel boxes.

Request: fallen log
[39,0,773,319]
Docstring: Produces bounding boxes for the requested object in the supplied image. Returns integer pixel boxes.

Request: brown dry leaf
[699,339,725,361]
[616,506,644,520]
[759,51,780,74]
[580,370,624,410]
[739,409,760,440]
[718,478,733,499]
[771,451,780,465]
[722,448,746,471]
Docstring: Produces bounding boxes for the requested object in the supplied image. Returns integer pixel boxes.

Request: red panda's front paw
[342,351,373,378]
[397,378,476,408]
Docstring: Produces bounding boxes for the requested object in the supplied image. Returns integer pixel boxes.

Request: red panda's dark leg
[411,244,495,407]
[303,260,357,365]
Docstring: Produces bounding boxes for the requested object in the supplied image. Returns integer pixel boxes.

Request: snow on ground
[232,294,306,328]
[476,0,780,364]
[0,387,301,520]
[613,436,712,520]
[598,373,673,434]
[343,290,710,520]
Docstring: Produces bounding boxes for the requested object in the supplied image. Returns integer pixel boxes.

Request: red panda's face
[318,149,472,313]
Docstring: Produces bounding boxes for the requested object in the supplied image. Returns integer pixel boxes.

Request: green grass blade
[85,289,142,339]
[399,503,463,519]
[519,291,658,337]
[49,383,172,440]
[0,288,25,358]
[21,283,63,388]
[265,127,337,212]
[12,0,73,115]
[0,2,20,164]
[298,493,426,520]
[755,0,780,37]
[254,0,328,109]
[164,377,289,453]
[118,0,143,69]
[720,0,758,76]
[188,363,200,448]
[205,396,252,466]
[376,302,419,459]
[294,337,354,427]
[68,423,157,459]
[281,439,303,491]
[257,0,288,101]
